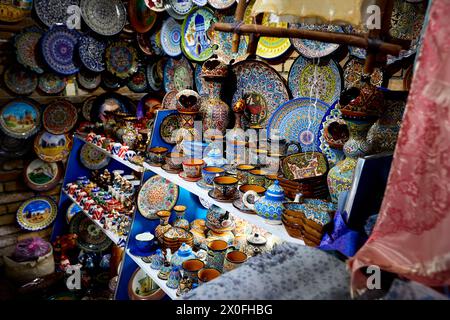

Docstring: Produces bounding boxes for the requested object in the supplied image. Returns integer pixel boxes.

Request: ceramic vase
[173,206,189,230]
[166,266,182,289]
[150,249,165,270]
[155,211,172,244]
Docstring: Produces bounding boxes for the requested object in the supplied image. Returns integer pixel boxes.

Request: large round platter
[0,134,32,158]
[66,203,82,224]
[138,175,179,219]
[34,131,72,162]
[317,101,345,167]
[24,159,63,192]
[105,41,139,79]
[80,0,127,36]
[16,196,57,231]
[231,60,290,129]
[78,35,106,73]
[34,0,79,27]
[14,27,45,74]
[181,7,217,62]
[0,98,41,139]
[159,114,180,144]
[129,0,158,33]
[82,96,96,121]
[128,267,165,300]
[208,0,235,10]
[40,26,80,76]
[267,97,330,152]
[43,100,78,134]
[213,14,248,64]
[80,143,110,170]
[69,212,112,252]
[3,66,37,95]
[127,66,149,93]
[145,0,166,12]
[161,17,182,57]
[289,23,343,59]
[167,0,193,18]
[38,73,67,94]
[288,55,342,106]
[343,57,383,89]
[163,56,194,92]
[256,13,291,60]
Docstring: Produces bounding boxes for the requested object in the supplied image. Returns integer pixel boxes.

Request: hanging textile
[349,0,450,296]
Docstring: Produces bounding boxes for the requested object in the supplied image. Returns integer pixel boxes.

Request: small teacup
[247,169,267,187]
[264,174,278,189]
[202,166,226,186]
[124,150,136,161]
[165,152,185,170]
[238,184,266,204]
[223,250,248,272]
[112,142,122,155]
[182,259,205,284]
[182,158,205,179]
[213,176,238,199]
[236,164,255,184]
[198,268,221,285]
[147,146,168,165]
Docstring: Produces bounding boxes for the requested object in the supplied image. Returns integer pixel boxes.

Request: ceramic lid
[177,242,193,256]
[265,180,284,198]
[247,233,267,245]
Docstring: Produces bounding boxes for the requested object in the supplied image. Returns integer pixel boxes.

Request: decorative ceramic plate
[138,175,179,219]
[69,212,112,252]
[38,73,67,94]
[3,66,37,95]
[128,267,164,300]
[129,0,158,33]
[82,97,96,121]
[16,196,57,231]
[41,26,80,75]
[34,0,79,27]
[66,203,82,224]
[344,25,367,60]
[14,27,45,74]
[77,69,101,90]
[24,159,63,192]
[281,152,328,181]
[127,66,149,93]
[256,13,291,60]
[162,90,179,110]
[146,61,163,92]
[137,32,155,56]
[0,2,32,23]
[80,143,110,170]
[161,17,182,57]
[288,55,342,105]
[78,35,106,73]
[231,60,290,129]
[163,56,194,92]
[208,0,235,10]
[267,97,330,152]
[145,0,166,12]
[212,14,248,64]
[390,0,426,41]
[91,93,135,123]
[0,99,41,139]
[167,0,193,18]
[150,30,164,56]
[43,100,78,134]
[105,41,139,79]
[159,114,180,144]
[343,57,383,89]
[181,7,217,62]
[34,131,72,162]
[80,0,127,36]
[194,63,207,96]
[102,72,123,90]
[0,134,32,158]
[289,23,343,59]
[317,102,345,167]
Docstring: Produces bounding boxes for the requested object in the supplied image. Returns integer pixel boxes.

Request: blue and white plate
[161,17,182,57]
[167,0,193,18]
[317,101,345,167]
[66,203,82,224]
[78,34,106,72]
[34,0,79,27]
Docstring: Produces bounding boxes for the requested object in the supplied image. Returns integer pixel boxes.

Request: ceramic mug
[112,142,122,155]
[147,146,168,165]
[264,174,278,189]
[236,164,255,184]
[182,259,205,283]
[124,150,136,161]
[166,152,185,170]
[135,232,154,252]
[206,239,232,272]
[238,184,266,204]
[247,169,267,187]
[198,268,221,284]
[182,159,205,178]
[213,176,238,200]
[202,166,226,185]
[223,250,248,272]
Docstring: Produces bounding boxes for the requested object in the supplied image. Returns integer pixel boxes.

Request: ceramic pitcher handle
[242,190,258,210]
[285,141,302,155]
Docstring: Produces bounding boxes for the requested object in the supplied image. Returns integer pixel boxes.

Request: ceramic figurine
[176,275,195,297]
[170,243,196,268]
[206,205,235,233]
[173,205,189,230]
[157,261,172,280]
[150,249,165,270]
[166,266,182,289]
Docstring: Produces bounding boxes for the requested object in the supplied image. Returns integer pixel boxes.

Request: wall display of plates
[38,73,68,94]
[288,55,343,106]
[194,63,207,96]
[208,0,235,10]
[145,0,166,12]
[163,56,194,92]
[231,60,290,129]
[317,102,345,167]
[161,17,182,57]
[343,57,384,89]
[66,203,82,224]
[3,66,38,95]
[162,90,179,110]
[80,0,127,36]
[0,134,32,159]
[213,14,248,64]
[343,25,367,60]
[0,98,41,139]
[78,35,106,73]
[105,41,139,79]
[146,61,163,92]
[16,196,58,231]
[82,96,96,121]
[79,143,110,170]
[181,7,217,62]
[289,24,343,59]
[77,69,101,90]
[41,26,80,76]
[43,100,78,134]
[150,30,165,56]
[69,212,113,252]
[14,27,45,74]
[138,175,179,219]
[267,97,330,152]
[23,158,63,192]
[167,0,193,19]
[102,72,123,90]
[256,13,291,60]
[34,131,72,162]
[128,267,165,300]
[159,113,180,144]
[34,0,80,28]
[129,0,158,33]
[127,66,149,93]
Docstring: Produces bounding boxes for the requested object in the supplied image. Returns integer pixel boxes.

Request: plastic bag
[12,237,51,262]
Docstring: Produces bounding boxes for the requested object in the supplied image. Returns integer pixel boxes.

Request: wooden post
[246,13,263,56]
[232,0,248,53]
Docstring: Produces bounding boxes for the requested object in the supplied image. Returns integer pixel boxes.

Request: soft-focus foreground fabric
[184,243,350,300]
[383,279,449,300]
[349,0,450,296]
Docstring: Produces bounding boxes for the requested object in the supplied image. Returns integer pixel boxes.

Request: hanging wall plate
[14,27,45,74]
[161,17,182,57]
[213,14,248,64]
[77,69,101,90]
[317,102,345,167]
[138,175,179,219]
[16,196,58,231]
[23,159,63,192]
[167,0,193,19]
[34,131,72,162]
[145,0,166,12]
[256,13,291,60]
[343,57,383,89]
[0,99,41,139]
[163,56,194,92]
[66,203,82,224]
[80,0,127,36]
[194,63,206,96]
[159,113,180,144]
[105,41,139,79]
[127,66,149,93]
[82,96,96,121]
[3,66,37,96]
[69,212,113,252]
[162,90,179,110]
[43,99,78,134]
[34,0,80,28]
[129,0,158,33]
[208,0,235,10]
[38,73,67,94]
[146,61,163,92]
[78,35,106,73]
[79,143,110,170]
[0,134,32,158]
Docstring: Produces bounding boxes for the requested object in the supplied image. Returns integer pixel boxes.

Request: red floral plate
[43,99,78,134]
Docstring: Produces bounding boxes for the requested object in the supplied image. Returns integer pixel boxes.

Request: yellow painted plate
[256,13,291,60]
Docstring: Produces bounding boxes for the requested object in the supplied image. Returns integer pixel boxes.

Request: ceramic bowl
[198,268,221,284]
[147,146,168,165]
[182,158,205,178]
[247,169,267,187]
[236,164,255,184]
[213,176,239,199]
[135,232,155,252]
[166,152,185,169]
[128,268,166,300]
[202,166,226,185]
[238,184,266,203]
[182,259,205,283]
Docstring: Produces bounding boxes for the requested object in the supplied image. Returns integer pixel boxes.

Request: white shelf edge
[126,249,179,300]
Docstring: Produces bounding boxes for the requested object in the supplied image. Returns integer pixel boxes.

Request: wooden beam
[231,0,248,53]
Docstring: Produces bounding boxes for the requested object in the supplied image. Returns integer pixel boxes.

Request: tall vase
[175,90,201,154]
[200,78,230,138]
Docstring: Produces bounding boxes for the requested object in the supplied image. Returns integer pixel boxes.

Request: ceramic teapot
[242,180,301,225]
[170,243,196,268]
[205,205,235,232]
[241,233,271,257]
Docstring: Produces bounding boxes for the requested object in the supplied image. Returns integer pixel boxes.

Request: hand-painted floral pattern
[138,176,179,219]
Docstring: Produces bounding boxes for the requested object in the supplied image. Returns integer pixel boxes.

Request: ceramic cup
[166,152,185,170]
[182,159,205,179]
[264,174,278,189]
[202,166,226,186]
[124,150,137,161]
[182,259,205,283]
[135,232,154,252]
[112,142,122,155]
[223,250,248,272]
[213,176,239,200]
[173,205,186,218]
[206,239,229,272]
[238,184,266,204]
[236,164,255,184]
[248,169,267,187]
[147,146,168,165]
[198,268,221,284]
